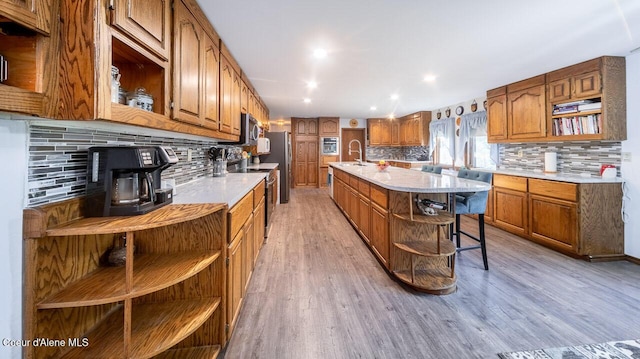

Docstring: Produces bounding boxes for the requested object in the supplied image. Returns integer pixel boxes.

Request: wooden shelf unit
[23,199,228,359]
[390,192,456,295]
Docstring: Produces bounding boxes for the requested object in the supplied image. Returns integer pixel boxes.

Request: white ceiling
[199,0,640,120]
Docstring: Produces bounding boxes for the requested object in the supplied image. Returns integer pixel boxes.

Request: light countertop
[330,162,491,193]
[173,166,278,207]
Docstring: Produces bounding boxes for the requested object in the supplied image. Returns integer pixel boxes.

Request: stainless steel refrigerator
[262,131,291,203]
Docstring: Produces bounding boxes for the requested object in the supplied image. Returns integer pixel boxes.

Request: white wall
[0,117,28,359]
[621,52,640,258]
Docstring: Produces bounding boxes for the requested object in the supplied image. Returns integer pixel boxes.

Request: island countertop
[330,162,490,193]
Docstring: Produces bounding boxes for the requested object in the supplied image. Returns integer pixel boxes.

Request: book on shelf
[552,104,579,115]
[577,102,602,111]
[552,114,601,136]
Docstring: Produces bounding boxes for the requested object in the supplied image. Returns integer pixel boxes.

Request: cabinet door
[231,71,242,135]
[529,194,577,251]
[494,187,528,236]
[487,94,508,141]
[370,203,389,267]
[319,117,339,136]
[369,120,381,146]
[227,231,244,337]
[111,0,170,60]
[548,78,571,103]
[306,140,318,186]
[508,85,546,139]
[219,56,233,134]
[358,196,371,242]
[307,119,318,135]
[172,2,203,126]
[241,80,249,114]
[391,121,400,145]
[254,198,265,259]
[202,34,220,130]
[348,187,359,224]
[0,0,50,33]
[243,214,254,292]
[573,70,601,99]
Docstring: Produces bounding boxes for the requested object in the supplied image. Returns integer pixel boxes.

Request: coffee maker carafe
[86,146,179,217]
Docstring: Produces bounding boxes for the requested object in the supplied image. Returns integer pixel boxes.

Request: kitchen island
[329,162,490,294]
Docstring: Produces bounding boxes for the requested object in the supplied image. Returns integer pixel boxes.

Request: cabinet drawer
[370,184,388,209]
[253,181,265,209]
[349,175,359,188]
[529,179,577,202]
[493,174,527,192]
[358,179,370,197]
[228,191,254,241]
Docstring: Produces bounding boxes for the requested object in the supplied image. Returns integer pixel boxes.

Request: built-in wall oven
[320,137,339,155]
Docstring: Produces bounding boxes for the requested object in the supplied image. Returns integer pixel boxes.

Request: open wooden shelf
[392,212,454,225]
[61,298,221,359]
[394,268,456,295]
[38,251,221,309]
[45,204,226,236]
[394,240,456,257]
[153,345,222,359]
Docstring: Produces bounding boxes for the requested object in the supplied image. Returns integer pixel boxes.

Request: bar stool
[421,165,442,174]
[453,169,492,270]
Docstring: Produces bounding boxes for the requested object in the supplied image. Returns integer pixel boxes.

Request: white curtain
[429,117,456,161]
[457,111,499,164]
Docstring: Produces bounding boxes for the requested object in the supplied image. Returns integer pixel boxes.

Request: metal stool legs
[454,214,488,270]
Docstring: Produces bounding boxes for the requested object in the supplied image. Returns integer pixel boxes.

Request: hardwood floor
[222,188,640,358]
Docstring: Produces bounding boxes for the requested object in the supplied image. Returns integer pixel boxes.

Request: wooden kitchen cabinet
[319,117,340,136]
[295,117,318,136]
[23,200,227,359]
[507,75,547,140]
[294,139,319,187]
[0,0,53,34]
[529,194,577,251]
[370,201,390,267]
[546,56,626,141]
[0,0,60,117]
[227,228,244,340]
[368,118,391,146]
[400,112,431,146]
[487,87,508,142]
[172,0,220,130]
[492,174,528,237]
[391,120,401,145]
[110,0,171,60]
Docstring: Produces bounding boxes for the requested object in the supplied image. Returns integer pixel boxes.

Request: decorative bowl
[376,163,390,172]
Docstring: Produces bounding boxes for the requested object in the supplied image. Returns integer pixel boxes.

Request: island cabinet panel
[111,0,171,60]
[370,202,390,267]
[358,194,371,242]
[23,200,228,359]
[227,229,244,340]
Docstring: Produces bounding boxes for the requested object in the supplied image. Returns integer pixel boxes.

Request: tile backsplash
[27,122,235,206]
[366,146,430,161]
[500,141,621,175]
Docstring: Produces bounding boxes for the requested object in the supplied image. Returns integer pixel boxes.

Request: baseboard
[586,254,627,262]
[626,255,640,265]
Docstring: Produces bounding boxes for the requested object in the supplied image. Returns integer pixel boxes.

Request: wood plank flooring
[222,188,640,359]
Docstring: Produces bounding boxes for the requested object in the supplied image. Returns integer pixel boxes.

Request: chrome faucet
[348,139,363,164]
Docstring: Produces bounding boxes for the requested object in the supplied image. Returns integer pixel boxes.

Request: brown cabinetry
[507,75,547,140]
[487,87,508,141]
[23,201,227,358]
[370,202,389,266]
[294,139,318,187]
[172,0,220,130]
[295,117,318,136]
[367,118,391,146]
[547,56,626,141]
[0,0,52,34]
[368,112,430,147]
[319,117,340,136]
[492,174,624,259]
[110,0,171,60]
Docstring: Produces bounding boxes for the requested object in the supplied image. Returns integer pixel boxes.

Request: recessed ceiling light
[303,98,311,104]
[313,48,327,59]
[424,74,437,82]
[388,114,395,119]
[307,81,318,89]
[370,106,377,111]
[390,94,399,100]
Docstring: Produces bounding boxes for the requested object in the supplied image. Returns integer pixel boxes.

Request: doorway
[341,128,366,162]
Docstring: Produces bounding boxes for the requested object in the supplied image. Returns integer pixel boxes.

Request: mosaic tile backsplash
[500,141,622,176]
[27,123,236,206]
[366,146,431,161]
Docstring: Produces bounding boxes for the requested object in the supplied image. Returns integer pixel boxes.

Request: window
[468,135,495,170]
[436,136,454,166]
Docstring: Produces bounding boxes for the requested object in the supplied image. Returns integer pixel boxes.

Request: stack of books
[552,99,601,115]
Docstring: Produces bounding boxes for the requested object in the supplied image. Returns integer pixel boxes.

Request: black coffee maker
[85,146,179,217]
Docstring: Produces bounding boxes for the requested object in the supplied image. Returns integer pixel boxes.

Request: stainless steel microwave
[321,137,339,155]
[221,113,260,146]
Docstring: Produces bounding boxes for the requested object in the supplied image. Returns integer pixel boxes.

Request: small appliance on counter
[85,146,179,217]
[209,146,227,177]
